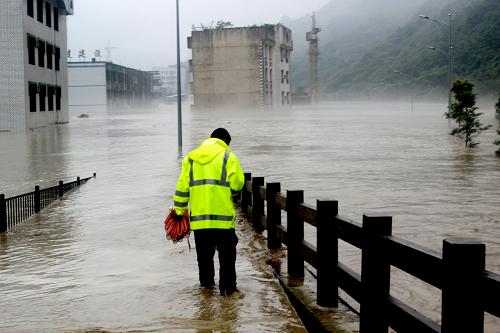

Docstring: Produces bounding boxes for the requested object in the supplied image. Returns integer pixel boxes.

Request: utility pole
[176,0,183,149]
[306,12,321,104]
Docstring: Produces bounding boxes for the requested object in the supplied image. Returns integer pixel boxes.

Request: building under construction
[188,24,293,110]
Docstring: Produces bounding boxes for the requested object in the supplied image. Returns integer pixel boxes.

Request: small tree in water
[495,93,500,155]
[445,80,491,147]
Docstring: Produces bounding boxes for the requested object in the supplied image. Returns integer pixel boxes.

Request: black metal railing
[0,173,96,233]
[240,173,500,333]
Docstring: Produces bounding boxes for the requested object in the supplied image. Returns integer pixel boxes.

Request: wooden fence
[0,174,95,233]
[240,173,500,333]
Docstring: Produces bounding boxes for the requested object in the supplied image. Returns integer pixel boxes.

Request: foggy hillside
[284,0,500,100]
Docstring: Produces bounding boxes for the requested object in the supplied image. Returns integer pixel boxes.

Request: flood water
[1,102,499,332]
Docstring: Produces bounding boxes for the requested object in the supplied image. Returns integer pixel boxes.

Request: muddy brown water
[1,102,499,332]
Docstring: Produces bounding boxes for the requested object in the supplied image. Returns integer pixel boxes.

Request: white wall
[68,64,108,115]
[0,0,26,131]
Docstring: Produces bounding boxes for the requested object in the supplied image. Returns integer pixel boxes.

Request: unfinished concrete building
[188,24,293,110]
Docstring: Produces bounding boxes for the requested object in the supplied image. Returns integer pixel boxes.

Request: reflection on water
[0,102,499,332]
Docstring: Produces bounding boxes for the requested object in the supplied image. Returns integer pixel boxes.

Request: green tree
[496,92,500,117]
[495,129,500,155]
[495,93,500,155]
[445,80,491,147]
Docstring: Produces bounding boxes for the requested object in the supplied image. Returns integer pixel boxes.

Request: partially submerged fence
[240,173,500,333]
[0,174,96,233]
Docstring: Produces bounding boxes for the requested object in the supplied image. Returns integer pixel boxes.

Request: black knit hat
[210,128,231,145]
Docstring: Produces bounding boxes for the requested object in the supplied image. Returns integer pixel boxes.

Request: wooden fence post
[317,200,339,307]
[58,181,64,197]
[241,173,251,215]
[34,186,40,213]
[252,177,264,232]
[360,214,392,333]
[266,182,281,250]
[0,194,6,233]
[287,190,304,279]
[441,239,485,333]
[77,177,81,185]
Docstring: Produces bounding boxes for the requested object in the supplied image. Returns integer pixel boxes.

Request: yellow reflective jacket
[173,138,245,230]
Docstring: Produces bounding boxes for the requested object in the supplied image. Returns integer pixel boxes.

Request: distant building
[0,0,74,131]
[68,61,153,114]
[148,70,163,99]
[188,24,293,110]
[151,64,189,98]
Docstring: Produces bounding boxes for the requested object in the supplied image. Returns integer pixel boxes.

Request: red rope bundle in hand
[164,209,190,243]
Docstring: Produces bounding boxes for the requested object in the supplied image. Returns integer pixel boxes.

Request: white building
[0,0,73,131]
[68,61,153,114]
[188,24,293,110]
[151,64,189,98]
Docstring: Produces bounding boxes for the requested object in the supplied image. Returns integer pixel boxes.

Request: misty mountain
[284,0,500,100]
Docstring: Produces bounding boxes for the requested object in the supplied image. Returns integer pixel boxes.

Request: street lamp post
[176,0,183,149]
[394,70,414,112]
[419,12,453,108]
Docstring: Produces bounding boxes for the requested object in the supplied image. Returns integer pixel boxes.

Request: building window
[285,51,289,64]
[47,86,55,111]
[45,2,51,27]
[55,47,60,71]
[280,48,283,62]
[281,70,284,84]
[29,82,37,112]
[53,7,59,31]
[286,71,289,84]
[55,86,61,110]
[27,0,34,17]
[46,43,53,69]
[37,39,45,68]
[27,35,36,65]
[39,84,46,111]
[281,91,285,105]
[37,0,44,23]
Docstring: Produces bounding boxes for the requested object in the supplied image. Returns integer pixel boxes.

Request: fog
[67,0,330,70]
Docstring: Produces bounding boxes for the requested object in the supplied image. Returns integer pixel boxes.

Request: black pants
[193,229,238,293]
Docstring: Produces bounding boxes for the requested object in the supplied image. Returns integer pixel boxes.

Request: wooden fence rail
[0,174,96,233]
[239,173,500,333]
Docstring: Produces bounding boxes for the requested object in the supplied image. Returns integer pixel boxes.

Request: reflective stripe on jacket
[173,138,245,230]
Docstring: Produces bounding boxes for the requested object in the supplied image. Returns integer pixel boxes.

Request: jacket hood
[187,138,232,164]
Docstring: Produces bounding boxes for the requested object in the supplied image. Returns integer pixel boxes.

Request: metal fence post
[252,177,264,232]
[241,173,251,214]
[360,214,392,333]
[77,177,81,185]
[287,190,304,279]
[266,182,281,250]
[317,200,339,307]
[58,181,64,197]
[0,194,6,233]
[441,239,485,333]
[34,186,40,213]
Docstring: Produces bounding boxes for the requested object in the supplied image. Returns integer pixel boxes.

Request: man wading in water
[172,128,245,296]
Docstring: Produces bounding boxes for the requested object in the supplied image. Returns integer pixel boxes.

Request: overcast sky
[67,0,329,70]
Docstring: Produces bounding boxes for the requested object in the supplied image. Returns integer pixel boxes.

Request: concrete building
[0,0,73,131]
[188,24,293,110]
[68,61,153,114]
